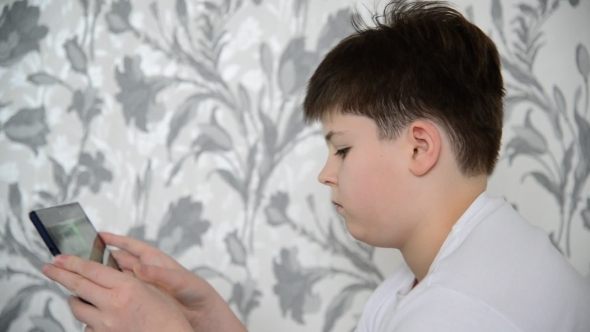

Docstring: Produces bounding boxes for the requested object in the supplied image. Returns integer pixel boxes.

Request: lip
[332,201,343,212]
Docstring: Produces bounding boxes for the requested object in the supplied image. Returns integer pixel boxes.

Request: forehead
[321,112,376,133]
[320,112,381,143]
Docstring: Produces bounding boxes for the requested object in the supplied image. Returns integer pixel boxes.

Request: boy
[42,1,590,331]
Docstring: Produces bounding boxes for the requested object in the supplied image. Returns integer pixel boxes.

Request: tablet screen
[31,203,119,270]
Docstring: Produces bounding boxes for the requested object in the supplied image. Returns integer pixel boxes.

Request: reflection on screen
[46,217,118,269]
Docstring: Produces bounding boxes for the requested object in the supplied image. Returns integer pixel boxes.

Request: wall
[0,0,588,331]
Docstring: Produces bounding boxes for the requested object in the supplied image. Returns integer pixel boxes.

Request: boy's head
[304,0,504,177]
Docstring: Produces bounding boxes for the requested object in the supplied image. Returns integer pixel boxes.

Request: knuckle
[90,267,104,282]
[68,296,84,320]
[120,237,130,249]
[70,275,84,295]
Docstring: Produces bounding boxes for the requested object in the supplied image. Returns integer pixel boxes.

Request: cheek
[341,157,392,209]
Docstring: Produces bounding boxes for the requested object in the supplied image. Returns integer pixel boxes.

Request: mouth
[332,201,343,210]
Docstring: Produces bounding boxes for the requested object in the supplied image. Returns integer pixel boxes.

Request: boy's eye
[335,147,350,158]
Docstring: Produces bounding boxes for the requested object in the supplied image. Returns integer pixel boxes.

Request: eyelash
[335,147,350,158]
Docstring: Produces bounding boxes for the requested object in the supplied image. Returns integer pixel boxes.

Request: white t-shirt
[356,193,590,332]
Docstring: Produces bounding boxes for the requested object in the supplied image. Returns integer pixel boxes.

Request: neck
[401,175,487,283]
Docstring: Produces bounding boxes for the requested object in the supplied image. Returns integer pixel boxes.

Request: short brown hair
[303,0,504,176]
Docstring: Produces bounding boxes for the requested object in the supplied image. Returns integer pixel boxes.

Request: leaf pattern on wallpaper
[0,0,116,329]
[105,0,131,34]
[0,0,48,66]
[323,283,373,332]
[582,199,590,230]
[229,279,263,324]
[0,0,588,331]
[3,106,49,154]
[266,192,381,329]
[0,192,80,331]
[8,183,22,220]
[63,37,88,74]
[68,87,103,126]
[492,0,590,256]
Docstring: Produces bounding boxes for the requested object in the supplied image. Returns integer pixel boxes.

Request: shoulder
[424,198,590,331]
[390,286,519,332]
[357,264,414,332]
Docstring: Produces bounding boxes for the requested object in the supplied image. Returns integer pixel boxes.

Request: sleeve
[391,286,520,332]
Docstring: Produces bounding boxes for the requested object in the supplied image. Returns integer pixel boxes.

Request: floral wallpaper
[0,0,588,331]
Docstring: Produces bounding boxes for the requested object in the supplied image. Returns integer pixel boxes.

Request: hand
[99,232,185,275]
[100,233,247,332]
[42,254,192,332]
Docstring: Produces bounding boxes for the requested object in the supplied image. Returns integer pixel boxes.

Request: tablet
[29,202,120,270]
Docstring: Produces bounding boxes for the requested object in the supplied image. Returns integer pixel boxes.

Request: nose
[318,158,337,186]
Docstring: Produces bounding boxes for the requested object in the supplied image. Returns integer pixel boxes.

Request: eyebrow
[324,130,346,143]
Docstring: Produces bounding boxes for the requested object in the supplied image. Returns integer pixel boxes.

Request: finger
[100,232,156,258]
[100,232,181,269]
[68,295,100,328]
[134,263,204,299]
[122,268,135,277]
[111,250,139,270]
[53,255,128,289]
[43,264,111,308]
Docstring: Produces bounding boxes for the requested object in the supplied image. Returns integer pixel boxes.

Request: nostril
[317,174,326,185]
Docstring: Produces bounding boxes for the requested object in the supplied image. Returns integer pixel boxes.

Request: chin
[344,220,371,243]
[345,221,398,248]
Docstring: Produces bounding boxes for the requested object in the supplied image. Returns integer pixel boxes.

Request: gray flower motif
[582,199,590,231]
[229,279,262,320]
[69,87,102,126]
[316,8,354,55]
[3,106,49,154]
[0,0,48,67]
[265,192,295,227]
[278,38,318,97]
[158,196,211,256]
[273,248,325,324]
[76,151,113,194]
[115,56,171,131]
[576,44,589,81]
[105,0,132,34]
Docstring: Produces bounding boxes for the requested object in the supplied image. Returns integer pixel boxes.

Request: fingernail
[53,255,64,266]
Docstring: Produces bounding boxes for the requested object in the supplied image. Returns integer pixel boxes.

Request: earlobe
[408,121,441,176]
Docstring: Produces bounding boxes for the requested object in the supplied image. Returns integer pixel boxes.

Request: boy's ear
[406,120,441,176]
